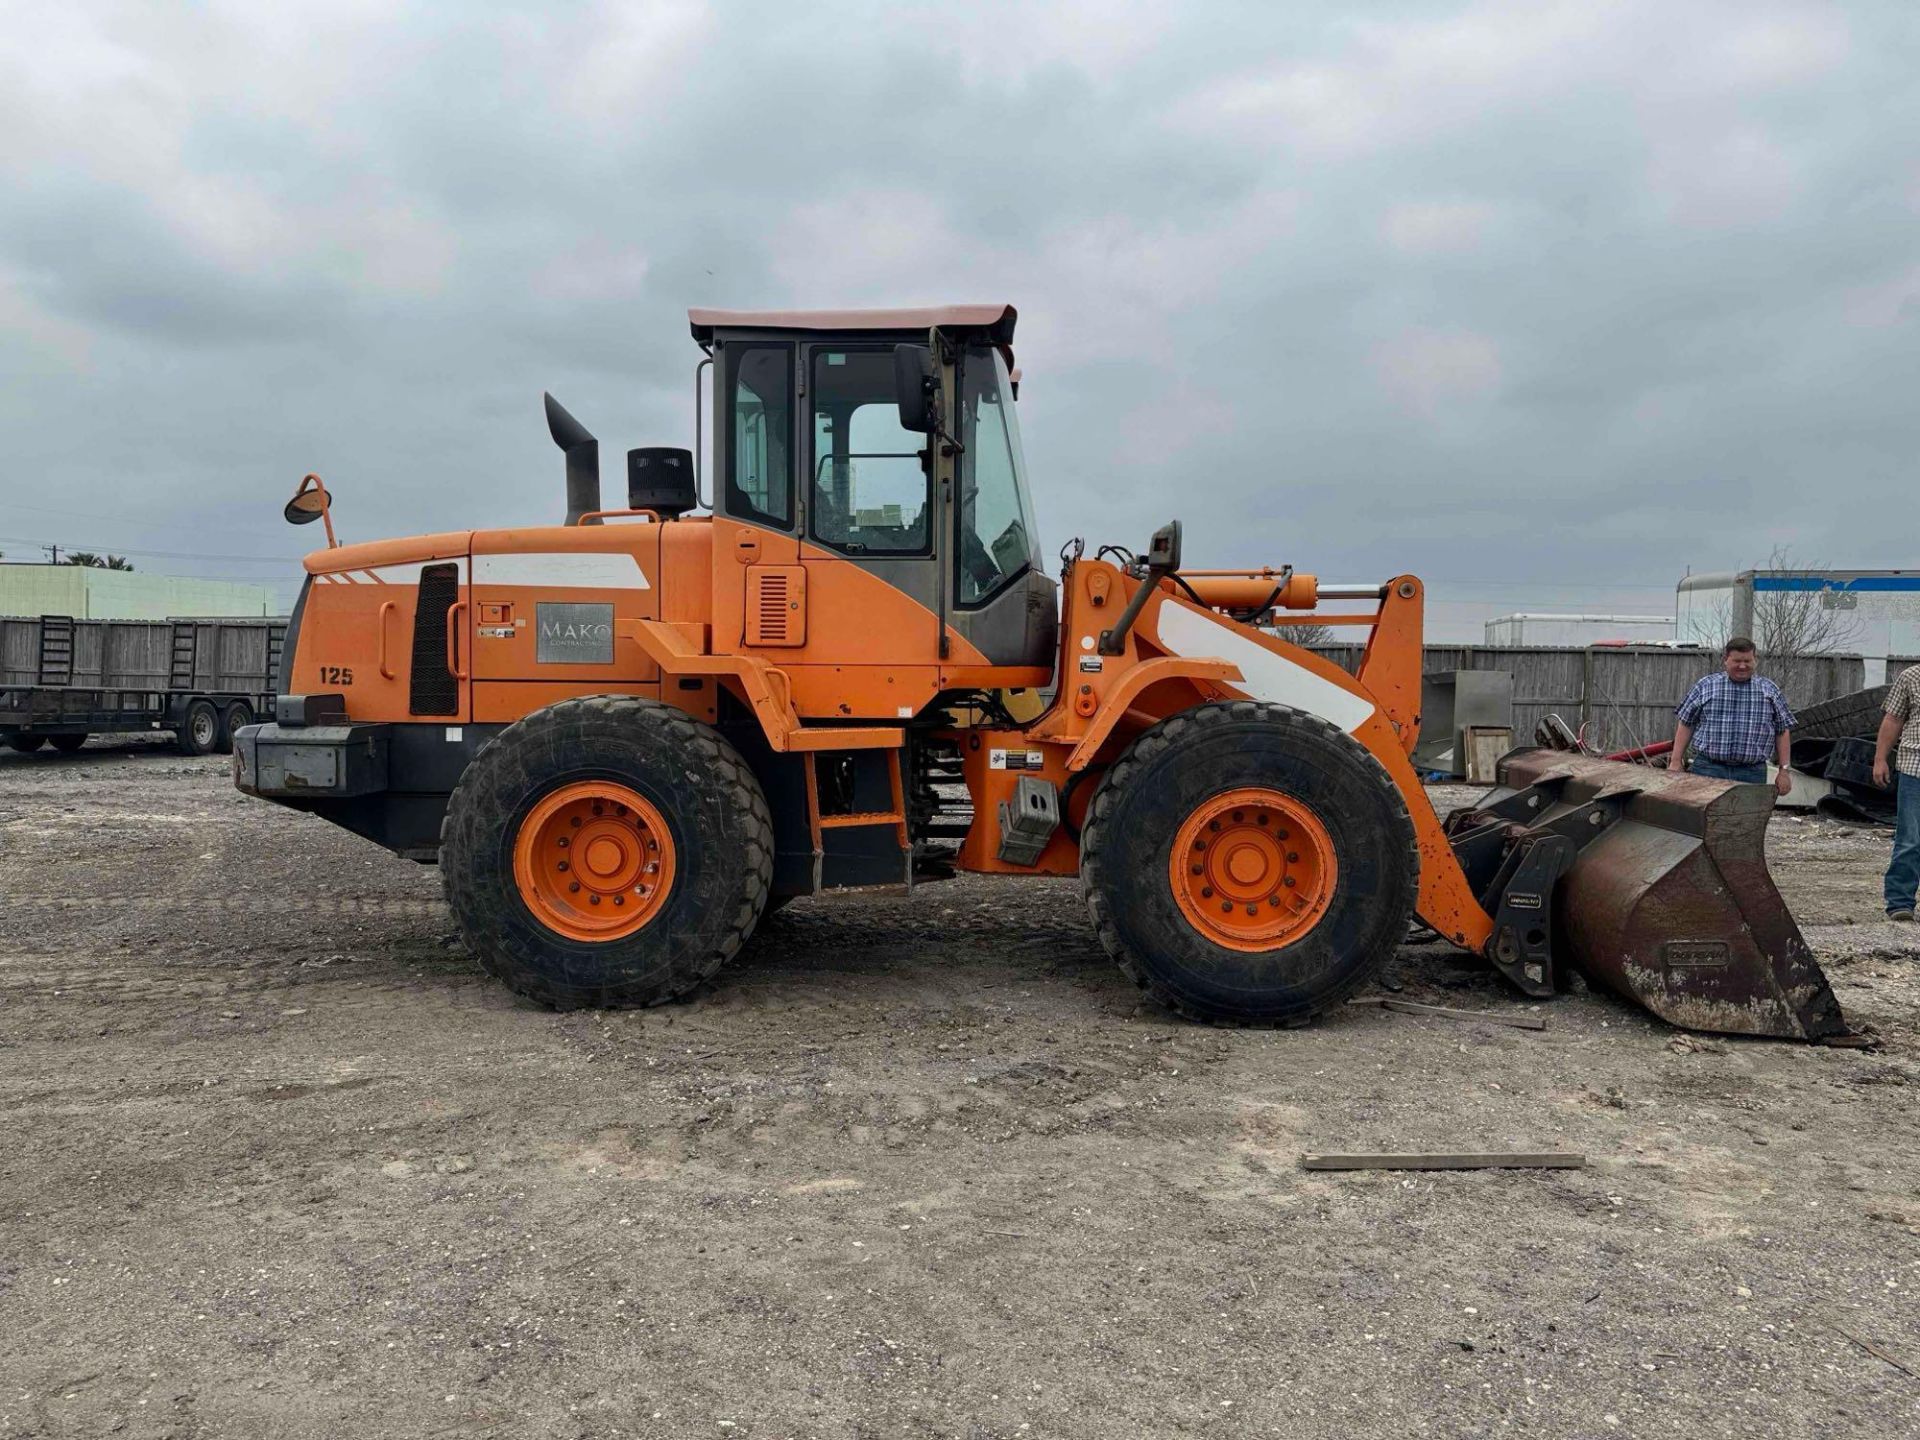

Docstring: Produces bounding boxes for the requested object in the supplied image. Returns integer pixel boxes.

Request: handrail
[445,601,468,681]
[377,601,397,679]
[573,509,661,525]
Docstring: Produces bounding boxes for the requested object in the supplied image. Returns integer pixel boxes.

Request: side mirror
[283,473,338,548]
[893,344,936,433]
[1146,519,1182,573]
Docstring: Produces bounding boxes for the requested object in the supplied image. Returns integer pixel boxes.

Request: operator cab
[688,305,1056,672]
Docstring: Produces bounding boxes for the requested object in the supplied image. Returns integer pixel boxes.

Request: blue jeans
[1888,771,1920,916]
[1690,757,1768,784]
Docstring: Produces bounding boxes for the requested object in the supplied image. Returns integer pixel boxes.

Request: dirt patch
[1,746,1917,1437]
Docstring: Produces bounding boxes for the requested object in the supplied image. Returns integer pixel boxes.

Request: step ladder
[265,622,288,694]
[168,621,198,692]
[36,615,74,686]
[803,748,912,885]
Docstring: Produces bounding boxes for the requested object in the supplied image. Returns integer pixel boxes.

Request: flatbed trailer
[1,614,287,756]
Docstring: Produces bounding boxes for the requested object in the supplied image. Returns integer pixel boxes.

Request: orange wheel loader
[234,306,1847,1041]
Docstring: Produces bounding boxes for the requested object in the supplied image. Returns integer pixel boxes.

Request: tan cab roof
[688,304,1016,345]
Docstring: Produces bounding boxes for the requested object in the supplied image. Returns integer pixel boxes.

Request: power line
[0,532,304,565]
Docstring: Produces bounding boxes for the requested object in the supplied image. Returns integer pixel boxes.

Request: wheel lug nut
[1190,865,1203,875]
[589,894,601,905]
[1232,810,1244,822]
[1277,829,1289,840]
[1221,901,1233,914]
[557,860,569,872]
[1268,895,1282,907]
[1208,820,1220,832]
[570,817,582,828]
[1257,815,1268,826]
[1287,852,1299,863]
[568,881,580,893]
[1192,840,1204,852]
[1284,876,1296,888]
[557,836,569,848]
[1201,886,1213,899]
[1245,905,1257,916]
[613,895,624,906]
[592,803,603,816]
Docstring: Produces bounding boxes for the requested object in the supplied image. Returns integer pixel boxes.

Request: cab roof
[688,304,1017,346]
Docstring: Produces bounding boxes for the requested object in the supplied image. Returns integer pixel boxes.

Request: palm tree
[62,552,135,571]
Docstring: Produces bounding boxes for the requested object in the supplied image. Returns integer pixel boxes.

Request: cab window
[809,348,929,555]
[955,346,1039,605]
[726,344,792,527]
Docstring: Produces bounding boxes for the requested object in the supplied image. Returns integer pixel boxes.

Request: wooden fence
[1309,645,1871,756]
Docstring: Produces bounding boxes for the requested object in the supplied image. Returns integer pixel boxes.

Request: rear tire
[6,733,46,753]
[217,701,253,754]
[48,733,88,754]
[441,696,774,1009]
[1081,700,1418,1025]
[176,699,219,756]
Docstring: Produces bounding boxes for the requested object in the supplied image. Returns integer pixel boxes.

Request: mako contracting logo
[535,602,616,665]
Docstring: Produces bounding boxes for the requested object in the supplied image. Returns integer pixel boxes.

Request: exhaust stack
[544,392,601,525]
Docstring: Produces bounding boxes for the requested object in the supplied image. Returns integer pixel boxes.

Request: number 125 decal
[319,666,355,686]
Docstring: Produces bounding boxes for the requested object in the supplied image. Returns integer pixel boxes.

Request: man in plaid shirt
[1669,637,1795,796]
[1872,663,1920,922]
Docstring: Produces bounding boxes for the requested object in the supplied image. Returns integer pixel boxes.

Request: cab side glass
[726,345,793,528]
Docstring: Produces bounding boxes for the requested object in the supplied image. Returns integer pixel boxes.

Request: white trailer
[1483,613,1676,647]
[1676,571,1920,683]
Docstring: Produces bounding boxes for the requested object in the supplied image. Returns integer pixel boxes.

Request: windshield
[956,346,1040,606]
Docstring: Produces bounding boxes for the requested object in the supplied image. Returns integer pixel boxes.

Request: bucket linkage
[1443,750,1848,1042]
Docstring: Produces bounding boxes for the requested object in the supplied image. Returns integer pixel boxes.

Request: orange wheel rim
[1169,786,1337,951]
[512,781,676,942]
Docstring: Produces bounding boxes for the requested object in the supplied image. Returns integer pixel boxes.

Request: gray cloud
[0,0,1914,635]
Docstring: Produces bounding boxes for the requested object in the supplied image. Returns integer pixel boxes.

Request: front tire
[6,733,46,754]
[441,696,774,1009]
[1081,700,1417,1025]
[48,733,88,754]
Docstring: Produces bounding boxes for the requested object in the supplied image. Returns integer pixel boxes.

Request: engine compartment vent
[746,565,806,647]
[409,563,461,715]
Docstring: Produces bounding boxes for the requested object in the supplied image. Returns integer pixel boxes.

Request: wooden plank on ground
[1301,1152,1586,1172]
[1346,997,1548,1030]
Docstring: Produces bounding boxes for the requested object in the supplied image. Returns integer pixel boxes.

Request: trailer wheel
[441,696,774,1009]
[1080,700,1417,1026]
[176,700,220,756]
[217,701,253,754]
[48,734,88,754]
[6,734,45,754]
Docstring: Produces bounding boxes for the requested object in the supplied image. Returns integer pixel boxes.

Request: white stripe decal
[312,557,470,586]
[472,552,650,589]
[1153,602,1376,733]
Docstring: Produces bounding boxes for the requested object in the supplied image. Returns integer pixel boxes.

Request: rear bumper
[233,721,390,798]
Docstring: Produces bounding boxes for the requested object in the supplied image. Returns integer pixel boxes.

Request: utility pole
[42,543,60,564]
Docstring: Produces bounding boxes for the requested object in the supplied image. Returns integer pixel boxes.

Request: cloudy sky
[1,0,1914,638]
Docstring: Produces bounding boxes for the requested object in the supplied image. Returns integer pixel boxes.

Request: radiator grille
[409,563,460,715]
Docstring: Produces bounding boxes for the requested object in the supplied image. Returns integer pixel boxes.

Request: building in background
[0,564,277,620]
[1676,570,1920,684]
[1483,613,1676,647]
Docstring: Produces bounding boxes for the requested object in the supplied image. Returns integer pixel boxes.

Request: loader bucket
[1480,751,1847,1041]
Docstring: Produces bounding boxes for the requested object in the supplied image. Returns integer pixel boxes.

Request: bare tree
[1268,622,1331,649]
[1751,546,1858,657]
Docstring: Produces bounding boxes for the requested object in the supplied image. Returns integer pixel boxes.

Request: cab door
[797,341,945,675]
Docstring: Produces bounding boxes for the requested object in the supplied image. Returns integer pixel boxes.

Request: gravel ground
[2,740,1917,1439]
